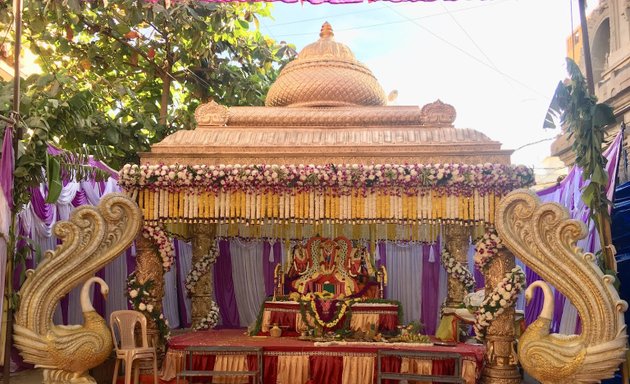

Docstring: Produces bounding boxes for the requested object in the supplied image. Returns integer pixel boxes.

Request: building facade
[551,0,630,182]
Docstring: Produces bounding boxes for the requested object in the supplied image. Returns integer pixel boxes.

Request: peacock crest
[496,189,627,383]
[13,193,142,384]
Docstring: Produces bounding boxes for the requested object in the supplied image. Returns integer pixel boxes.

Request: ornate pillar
[443,225,471,308]
[480,248,521,384]
[190,224,217,329]
[135,233,165,346]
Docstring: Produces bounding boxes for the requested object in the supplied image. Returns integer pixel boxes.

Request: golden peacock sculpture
[495,189,627,383]
[13,193,142,384]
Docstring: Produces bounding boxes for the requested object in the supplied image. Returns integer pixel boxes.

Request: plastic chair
[110,310,158,384]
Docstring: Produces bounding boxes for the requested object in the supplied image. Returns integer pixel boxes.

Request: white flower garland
[142,223,175,271]
[473,267,525,339]
[185,244,219,296]
[127,272,170,339]
[441,247,475,292]
[474,227,504,270]
[194,300,220,331]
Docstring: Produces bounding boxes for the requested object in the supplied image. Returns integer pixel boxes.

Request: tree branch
[78,14,167,77]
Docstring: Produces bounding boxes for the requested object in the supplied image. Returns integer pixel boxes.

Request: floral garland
[127,272,170,340]
[194,300,220,331]
[142,223,175,271]
[473,267,526,339]
[441,247,475,292]
[474,227,504,270]
[120,163,534,195]
[185,244,219,296]
[300,292,350,329]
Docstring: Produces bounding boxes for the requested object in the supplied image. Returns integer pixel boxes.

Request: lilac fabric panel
[214,240,241,327]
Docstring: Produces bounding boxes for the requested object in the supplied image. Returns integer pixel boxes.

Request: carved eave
[141,126,511,166]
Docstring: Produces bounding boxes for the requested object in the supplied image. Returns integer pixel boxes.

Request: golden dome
[265,22,387,108]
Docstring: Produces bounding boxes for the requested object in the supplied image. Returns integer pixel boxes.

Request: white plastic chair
[110,310,158,384]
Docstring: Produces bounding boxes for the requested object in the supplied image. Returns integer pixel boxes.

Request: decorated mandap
[9,20,628,384]
[113,23,539,384]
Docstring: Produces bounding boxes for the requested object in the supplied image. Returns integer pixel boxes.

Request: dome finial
[320,22,334,39]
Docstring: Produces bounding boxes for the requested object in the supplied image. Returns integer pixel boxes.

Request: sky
[258,0,583,183]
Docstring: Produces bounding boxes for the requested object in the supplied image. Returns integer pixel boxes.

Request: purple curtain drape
[421,243,440,335]
[29,187,55,225]
[524,268,544,325]
[175,243,191,328]
[214,240,241,327]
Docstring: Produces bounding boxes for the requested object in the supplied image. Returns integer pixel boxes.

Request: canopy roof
[124,23,532,234]
[141,23,511,166]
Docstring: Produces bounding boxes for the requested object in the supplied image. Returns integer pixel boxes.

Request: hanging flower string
[142,223,175,271]
[441,247,475,292]
[185,244,219,295]
[474,227,504,270]
[119,163,534,225]
[473,267,526,339]
[126,272,170,340]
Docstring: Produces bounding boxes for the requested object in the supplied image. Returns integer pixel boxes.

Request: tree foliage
[0,0,294,205]
[544,58,616,221]
[2,0,294,169]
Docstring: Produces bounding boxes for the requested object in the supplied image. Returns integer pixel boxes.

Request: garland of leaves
[473,267,525,339]
[126,272,170,340]
[441,247,475,292]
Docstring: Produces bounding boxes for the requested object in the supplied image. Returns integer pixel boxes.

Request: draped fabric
[214,240,241,327]
[230,239,267,327]
[421,243,441,335]
[529,131,623,333]
[384,242,423,324]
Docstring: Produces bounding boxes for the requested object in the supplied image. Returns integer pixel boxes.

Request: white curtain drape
[385,242,423,324]
[230,239,266,327]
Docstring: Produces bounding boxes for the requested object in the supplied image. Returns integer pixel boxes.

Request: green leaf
[45,154,62,204]
[592,103,616,127]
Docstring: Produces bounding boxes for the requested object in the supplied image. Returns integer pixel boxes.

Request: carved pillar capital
[443,225,471,309]
[190,223,217,329]
[480,247,521,384]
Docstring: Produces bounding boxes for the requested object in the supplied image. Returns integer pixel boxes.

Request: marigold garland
[120,163,534,225]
